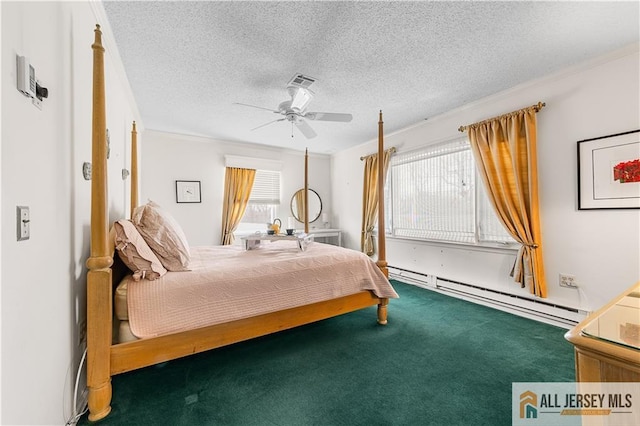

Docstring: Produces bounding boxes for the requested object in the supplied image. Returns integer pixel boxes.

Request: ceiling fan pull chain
[291,121,294,138]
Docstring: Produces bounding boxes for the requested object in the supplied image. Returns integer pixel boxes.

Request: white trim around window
[225,155,283,171]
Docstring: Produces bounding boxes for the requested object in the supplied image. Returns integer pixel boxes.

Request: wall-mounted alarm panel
[17,55,36,98]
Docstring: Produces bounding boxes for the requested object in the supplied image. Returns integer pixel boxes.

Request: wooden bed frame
[86,25,390,421]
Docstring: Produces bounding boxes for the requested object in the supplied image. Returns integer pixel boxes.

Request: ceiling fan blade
[234,102,279,113]
[251,118,285,131]
[295,119,317,139]
[304,112,353,122]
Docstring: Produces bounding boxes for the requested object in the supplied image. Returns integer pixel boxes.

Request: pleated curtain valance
[224,155,283,171]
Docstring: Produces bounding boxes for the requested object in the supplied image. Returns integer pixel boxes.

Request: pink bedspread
[125,241,398,339]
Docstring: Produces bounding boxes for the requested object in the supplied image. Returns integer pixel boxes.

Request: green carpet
[80,281,575,425]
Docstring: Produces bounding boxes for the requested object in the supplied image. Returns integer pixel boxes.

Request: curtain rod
[458,101,546,133]
[360,146,397,161]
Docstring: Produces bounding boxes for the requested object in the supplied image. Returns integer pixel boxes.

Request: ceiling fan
[235,75,353,139]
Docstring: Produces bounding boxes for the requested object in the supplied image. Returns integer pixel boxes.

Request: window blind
[249,170,281,205]
[389,138,514,245]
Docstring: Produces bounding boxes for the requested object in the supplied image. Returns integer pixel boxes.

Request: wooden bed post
[376,111,389,324]
[130,121,138,218]
[376,111,388,278]
[86,24,113,421]
[304,148,309,234]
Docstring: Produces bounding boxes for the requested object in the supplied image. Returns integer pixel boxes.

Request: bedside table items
[267,218,281,234]
[287,217,296,229]
[241,232,314,251]
[322,213,330,228]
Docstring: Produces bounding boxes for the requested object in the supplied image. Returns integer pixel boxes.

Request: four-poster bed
[86,25,395,421]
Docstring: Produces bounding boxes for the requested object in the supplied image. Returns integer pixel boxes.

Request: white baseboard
[389,267,588,329]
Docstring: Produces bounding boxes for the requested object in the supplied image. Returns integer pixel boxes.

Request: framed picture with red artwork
[578,129,640,209]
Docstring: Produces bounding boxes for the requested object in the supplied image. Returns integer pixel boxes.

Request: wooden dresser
[565,281,640,382]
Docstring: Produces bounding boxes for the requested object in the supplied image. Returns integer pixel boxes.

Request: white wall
[1,2,138,424]
[140,130,332,246]
[333,44,640,314]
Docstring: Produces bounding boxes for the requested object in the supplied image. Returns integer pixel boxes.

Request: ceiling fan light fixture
[289,86,313,111]
[237,74,351,140]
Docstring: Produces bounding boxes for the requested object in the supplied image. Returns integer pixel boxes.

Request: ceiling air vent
[287,73,316,90]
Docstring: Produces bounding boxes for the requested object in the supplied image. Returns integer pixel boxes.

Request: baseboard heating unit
[389,266,589,329]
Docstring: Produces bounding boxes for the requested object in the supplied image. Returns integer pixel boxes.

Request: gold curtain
[220,167,256,245]
[360,150,392,256]
[466,107,547,297]
[295,189,305,221]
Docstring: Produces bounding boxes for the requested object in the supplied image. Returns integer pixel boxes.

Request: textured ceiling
[103,1,639,154]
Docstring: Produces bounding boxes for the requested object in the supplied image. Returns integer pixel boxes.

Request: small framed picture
[176,180,201,203]
[577,130,640,209]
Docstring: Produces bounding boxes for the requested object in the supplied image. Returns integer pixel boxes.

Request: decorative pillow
[132,201,191,271]
[113,220,167,281]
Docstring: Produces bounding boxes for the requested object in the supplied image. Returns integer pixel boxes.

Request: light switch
[17,206,30,241]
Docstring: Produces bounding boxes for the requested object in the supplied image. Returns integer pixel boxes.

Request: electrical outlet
[559,273,578,288]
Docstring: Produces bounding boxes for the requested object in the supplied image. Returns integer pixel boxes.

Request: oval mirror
[290,189,322,223]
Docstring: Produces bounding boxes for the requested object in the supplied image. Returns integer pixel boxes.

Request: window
[387,137,515,246]
[237,169,281,233]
